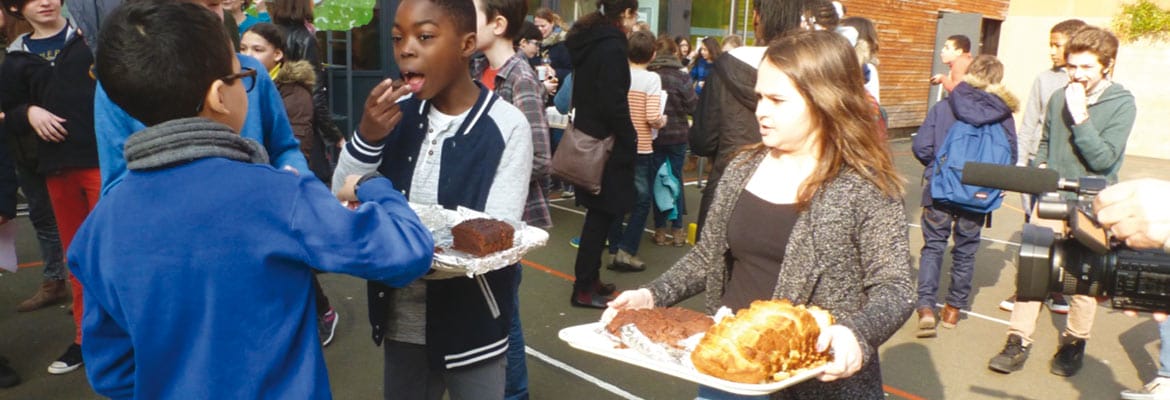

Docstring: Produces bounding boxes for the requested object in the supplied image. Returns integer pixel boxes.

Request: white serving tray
[558,322,827,396]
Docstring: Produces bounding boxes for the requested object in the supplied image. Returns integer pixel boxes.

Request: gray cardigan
[645,150,915,399]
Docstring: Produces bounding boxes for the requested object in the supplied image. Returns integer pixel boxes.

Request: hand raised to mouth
[357,78,412,143]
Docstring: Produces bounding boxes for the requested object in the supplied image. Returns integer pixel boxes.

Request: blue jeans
[608,154,655,255]
[697,386,768,400]
[1159,317,1170,377]
[652,143,686,229]
[505,265,528,400]
[917,205,984,309]
[14,161,65,281]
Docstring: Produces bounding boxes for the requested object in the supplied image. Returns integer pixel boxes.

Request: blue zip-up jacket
[70,120,433,399]
[94,54,310,194]
[913,81,1019,207]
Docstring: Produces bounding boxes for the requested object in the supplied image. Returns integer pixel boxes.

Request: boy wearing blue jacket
[912,55,1018,338]
[71,2,434,398]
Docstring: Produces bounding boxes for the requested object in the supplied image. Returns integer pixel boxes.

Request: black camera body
[961,163,1170,313]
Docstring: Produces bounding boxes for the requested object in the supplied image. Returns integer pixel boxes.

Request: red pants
[46,168,102,345]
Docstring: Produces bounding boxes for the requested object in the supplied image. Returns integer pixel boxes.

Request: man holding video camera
[1096,179,1170,399]
[988,25,1136,377]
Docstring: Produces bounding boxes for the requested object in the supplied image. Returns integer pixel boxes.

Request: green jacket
[1034,83,1136,184]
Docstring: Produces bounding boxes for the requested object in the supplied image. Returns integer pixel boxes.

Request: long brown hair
[0,12,29,45]
[750,30,903,205]
[269,0,313,26]
[534,7,567,31]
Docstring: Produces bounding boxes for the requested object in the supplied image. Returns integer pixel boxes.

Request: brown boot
[17,279,70,312]
[671,227,687,247]
[915,307,937,338]
[653,228,669,246]
[941,304,961,328]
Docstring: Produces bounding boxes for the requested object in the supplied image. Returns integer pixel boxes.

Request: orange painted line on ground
[18,261,43,269]
[884,384,927,400]
[1000,201,1024,215]
[521,259,575,282]
[522,252,927,400]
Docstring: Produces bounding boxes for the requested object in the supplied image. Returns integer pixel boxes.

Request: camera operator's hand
[1094,179,1170,252]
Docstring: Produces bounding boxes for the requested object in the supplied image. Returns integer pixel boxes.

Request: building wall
[841,0,1012,129]
[1000,0,1170,160]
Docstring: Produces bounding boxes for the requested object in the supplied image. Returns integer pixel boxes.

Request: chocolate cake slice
[451,218,515,257]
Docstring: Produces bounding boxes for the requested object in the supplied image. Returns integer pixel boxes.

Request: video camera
[962,162,1170,313]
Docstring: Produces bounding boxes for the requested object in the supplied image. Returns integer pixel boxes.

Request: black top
[722,189,799,311]
[0,29,98,174]
[689,52,761,197]
[564,23,637,214]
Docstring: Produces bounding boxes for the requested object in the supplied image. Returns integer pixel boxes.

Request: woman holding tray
[605,30,914,399]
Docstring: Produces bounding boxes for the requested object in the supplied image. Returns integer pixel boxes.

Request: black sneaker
[989,334,1030,373]
[47,343,83,375]
[1051,338,1086,376]
[0,356,20,388]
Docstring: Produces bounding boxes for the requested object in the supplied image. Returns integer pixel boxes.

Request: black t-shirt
[722,190,799,312]
[25,26,69,61]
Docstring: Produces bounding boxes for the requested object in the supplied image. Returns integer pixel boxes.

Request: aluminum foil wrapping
[597,323,705,366]
[409,203,549,279]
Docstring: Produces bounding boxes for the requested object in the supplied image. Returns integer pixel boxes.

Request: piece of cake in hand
[451,218,515,257]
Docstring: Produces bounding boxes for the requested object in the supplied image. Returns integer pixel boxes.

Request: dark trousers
[917,205,985,309]
[574,207,619,292]
[312,274,330,317]
[607,154,655,255]
[504,267,528,400]
[13,161,65,281]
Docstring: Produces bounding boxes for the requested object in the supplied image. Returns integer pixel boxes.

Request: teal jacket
[1034,83,1136,184]
[653,158,680,219]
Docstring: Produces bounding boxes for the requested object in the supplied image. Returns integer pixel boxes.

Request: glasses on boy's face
[195,67,257,113]
[222,67,258,93]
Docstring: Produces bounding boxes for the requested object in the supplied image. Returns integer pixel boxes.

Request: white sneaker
[999,295,1016,312]
[1121,376,1170,400]
[1046,294,1070,314]
[47,343,83,375]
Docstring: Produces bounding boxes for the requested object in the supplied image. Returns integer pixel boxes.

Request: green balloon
[314,0,376,31]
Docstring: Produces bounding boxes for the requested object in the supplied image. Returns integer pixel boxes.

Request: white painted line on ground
[936,303,1012,326]
[549,203,659,236]
[906,223,1020,248]
[526,346,644,400]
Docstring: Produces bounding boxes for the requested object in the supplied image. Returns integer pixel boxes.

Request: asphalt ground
[1,138,1169,399]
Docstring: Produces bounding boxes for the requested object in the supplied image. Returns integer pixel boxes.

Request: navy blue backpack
[929,121,1013,214]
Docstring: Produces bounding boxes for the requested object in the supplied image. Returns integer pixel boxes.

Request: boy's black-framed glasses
[195,67,257,113]
[223,67,258,93]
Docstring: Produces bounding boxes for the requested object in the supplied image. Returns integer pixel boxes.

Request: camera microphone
[959,162,1097,194]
